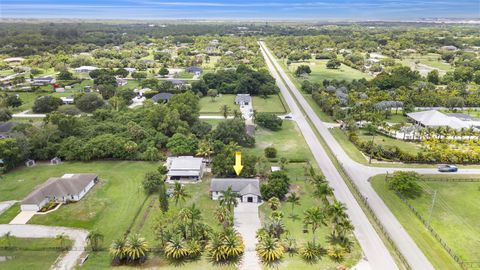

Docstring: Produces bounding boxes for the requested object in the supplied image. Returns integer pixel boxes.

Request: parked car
[438,165,458,172]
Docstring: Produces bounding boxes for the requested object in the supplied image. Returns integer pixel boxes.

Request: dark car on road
[438,165,458,172]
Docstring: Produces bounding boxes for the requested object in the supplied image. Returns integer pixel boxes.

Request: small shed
[25,159,36,167]
[51,157,62,165]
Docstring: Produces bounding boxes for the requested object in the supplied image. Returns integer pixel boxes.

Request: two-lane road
[259,42,398,269]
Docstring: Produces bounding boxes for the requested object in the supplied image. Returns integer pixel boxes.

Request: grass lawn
[246,121,314,162]
[398,53,453,74]
[370,174,480,270]
[357,129,422,155]
[199,95,236,114]
[252,95,287,114]
[1,161,158,245]
[200,119,224,129]
[259,163,361,269]
[0,238,72,270]
[287,59,372,82]
[0,203,20,224]
[13,90,78,113]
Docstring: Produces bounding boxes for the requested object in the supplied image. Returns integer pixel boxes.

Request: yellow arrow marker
[233,151,243,176]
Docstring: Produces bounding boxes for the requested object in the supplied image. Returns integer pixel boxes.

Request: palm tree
[196,140,214,160]
[303,207,327,245]
[255,234,284,265]
[327,201,348,237]
[286,193,300,217]
[232,109,242,119]
[125,234,148,263]
[206,232,227,263]
[267,196,280,211]
[56,233,68,251]
[215,205,233,227]
[314,181,333,205]
[220,105,230,119]
[299,241,324,262]
[279,157,289,170]
[172,182,190,206]
[264,219,286,238]
[87,230,104,251]
[186,204,202,239]
[327,243,347,262]
[164,235,189,260]
[222,230,244,259]
[110,238,126,264]
[219,187,238,212]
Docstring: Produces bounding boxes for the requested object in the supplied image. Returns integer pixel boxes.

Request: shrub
[264,146,277,158]
[256,113,283,131]
[260,171,290,200]
[32,96,63,113]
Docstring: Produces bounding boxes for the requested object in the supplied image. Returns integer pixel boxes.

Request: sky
[1,0,479,21]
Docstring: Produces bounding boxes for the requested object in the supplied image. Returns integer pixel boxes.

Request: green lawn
[398,53,453,74]
[13,90,77,113]
[1,161,158,244]
[0,203,20,224]
[252,95,287,114]
[259,163,361,269]
[357,129,422,155]
[199,95,236,114]
[287,59,372,82]
[0,238,72,270]
[246,121,313,162]
[201,119,224,129]
[370,174,480,270]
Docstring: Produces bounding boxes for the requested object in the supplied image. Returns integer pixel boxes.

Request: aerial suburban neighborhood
[0,1,480,270]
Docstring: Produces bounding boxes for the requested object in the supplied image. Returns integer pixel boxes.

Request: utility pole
[427,190,437,227]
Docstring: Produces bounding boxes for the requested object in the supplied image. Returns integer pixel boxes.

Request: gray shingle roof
[21,174,97,205]
[211,178,260,196]
[151,92,174,103]
[0,122,16,133]
[235,94,251,104]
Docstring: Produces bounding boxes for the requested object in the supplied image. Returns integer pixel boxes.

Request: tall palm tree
[219,187,238,212]
[286,192,300,217]
[314,181,333,205]
[125,234,148,263]
[110,238,126,264]
[327,201,348,237]
[220,105,230,119]
[267,197,280,211]
[232,109,242,119]
[172,182,190,206]
[186,204,202,239]
[196,140,214,160]
[56,233,68,251]
[303,207,327,245]
[256,234,284,265]
[87,230,104,251]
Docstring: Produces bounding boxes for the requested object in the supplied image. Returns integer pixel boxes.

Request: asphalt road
[259,41,480,269]
[259,42,398,270]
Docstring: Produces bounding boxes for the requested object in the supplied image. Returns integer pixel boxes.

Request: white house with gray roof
[210,178,261,203]
[166,156,204,182]
[235,94,251,106]
[21,173,98,211]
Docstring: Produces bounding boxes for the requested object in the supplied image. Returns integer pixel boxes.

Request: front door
[247,197,253,203]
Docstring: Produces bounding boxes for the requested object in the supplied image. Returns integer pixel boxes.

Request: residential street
[234,203,261,270]
[0,224,88,270]
[259,42,397,270]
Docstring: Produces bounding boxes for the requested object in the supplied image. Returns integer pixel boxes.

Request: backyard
[371,174,480,270]
[199,94,286,114]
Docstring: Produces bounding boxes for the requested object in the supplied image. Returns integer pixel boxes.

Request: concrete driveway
[234,203,261,270]
[9,211,36,224]
[0,224,88,270]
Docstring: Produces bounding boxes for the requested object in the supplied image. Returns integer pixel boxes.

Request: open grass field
[13,89,79,113]
[287,59,372,82]
[252,95,287,114]
[0,238,72,270]
[371,174,480,270]
[0,203,20,224]
[398,53,453,75]
[357,129,422,154]
[258,163,361,269]
[246,121,314,162]
[199,94,236,114]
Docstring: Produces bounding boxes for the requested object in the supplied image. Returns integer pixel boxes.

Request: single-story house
[60,96,74,104]
[152,92,174,103]
[74,66,98,73]
[3,57,24,64]
[407,110,470,130]
[171,80,185,87]
[84,86,92,92]
[116,78,128,86]
[50,157,61,165]
[55,87,65,93]
[166,156,204,182]
[32,76,55,86]
[210,178,261,203]
[185,66,203,75]
[0,121,17,139]
[124,67,137,74]
[21,173,98,211]
[235,94,251,106]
